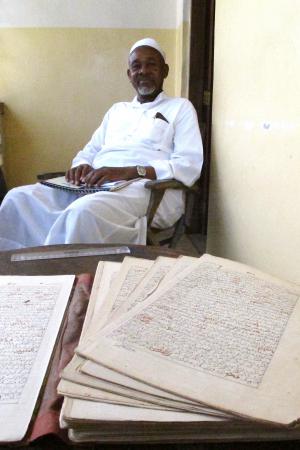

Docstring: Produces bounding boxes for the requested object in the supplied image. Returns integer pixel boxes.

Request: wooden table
[0,244,299,450]
[0,243,181,276]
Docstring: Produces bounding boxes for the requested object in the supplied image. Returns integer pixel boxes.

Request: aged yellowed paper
[0,275,75,443]
[79,255,300,425]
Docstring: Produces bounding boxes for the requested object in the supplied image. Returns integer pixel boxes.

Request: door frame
[188,0,215,252]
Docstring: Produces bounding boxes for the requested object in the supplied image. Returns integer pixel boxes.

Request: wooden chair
[144,179,198,248]
[37,172,198,248]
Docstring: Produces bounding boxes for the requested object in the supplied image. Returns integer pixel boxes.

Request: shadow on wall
[3,106,47,188]
[3,106,31,187]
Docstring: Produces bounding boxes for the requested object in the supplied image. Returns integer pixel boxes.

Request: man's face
[127,46,169,103]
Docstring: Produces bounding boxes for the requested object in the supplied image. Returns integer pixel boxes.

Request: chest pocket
[143,117,174,150]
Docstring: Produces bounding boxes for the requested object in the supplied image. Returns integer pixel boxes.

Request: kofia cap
[129,38,166,60]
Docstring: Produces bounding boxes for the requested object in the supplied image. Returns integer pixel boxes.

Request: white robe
[0,181,151,250]
[0,92,203,250]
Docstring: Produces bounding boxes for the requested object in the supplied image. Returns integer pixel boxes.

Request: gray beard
[137,85,156,96]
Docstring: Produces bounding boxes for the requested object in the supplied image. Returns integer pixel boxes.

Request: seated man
[0,38,203,250]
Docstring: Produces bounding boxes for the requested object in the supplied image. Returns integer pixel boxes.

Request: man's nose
[138,64,150,75]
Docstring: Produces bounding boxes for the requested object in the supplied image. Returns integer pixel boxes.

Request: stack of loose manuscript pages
[58,254,300,443]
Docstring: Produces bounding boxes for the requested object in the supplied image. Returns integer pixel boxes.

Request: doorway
[188,0,215,253]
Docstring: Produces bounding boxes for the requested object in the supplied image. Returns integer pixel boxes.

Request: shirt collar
[131,91,167,108]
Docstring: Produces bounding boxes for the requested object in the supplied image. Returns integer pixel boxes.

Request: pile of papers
[58,254,300,443]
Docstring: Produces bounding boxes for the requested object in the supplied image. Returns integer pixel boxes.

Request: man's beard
[137,81,156,96]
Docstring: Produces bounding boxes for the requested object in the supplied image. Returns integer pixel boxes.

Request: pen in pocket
[154,112,169,123]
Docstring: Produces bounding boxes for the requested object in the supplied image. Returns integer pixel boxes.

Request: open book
[58,254,300,443]
[40,175,141,193]
[0,275,74,443]
[0,273,93,445]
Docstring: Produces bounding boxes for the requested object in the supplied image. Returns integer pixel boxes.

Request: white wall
[0,0,179,28]
[207,0,300,283]
[0,0,185,186]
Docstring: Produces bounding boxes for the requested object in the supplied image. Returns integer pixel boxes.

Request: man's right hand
[65,164,93,185]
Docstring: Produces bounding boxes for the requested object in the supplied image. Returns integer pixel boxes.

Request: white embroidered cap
[129,38,166,60]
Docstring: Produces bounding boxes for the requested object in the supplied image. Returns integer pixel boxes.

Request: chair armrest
[145,179,199,226]
[145,179,187,191]
[145,178,199,193]
[37,171,66,181]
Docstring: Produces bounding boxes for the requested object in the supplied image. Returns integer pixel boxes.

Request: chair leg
[169,216,186,248]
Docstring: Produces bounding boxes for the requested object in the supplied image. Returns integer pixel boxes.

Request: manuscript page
[62,258,219,415]
[79,360,230,416]
[0,275,75,443]
[81,261,122,339]
[60,360,229,416]
[80,255,300,425]
[58,378,172,410]
[76,255,225,413]
[61,260,196,422]
[108,256,176,320]
[77,256,230,415]
[76,257,153,352]
[159,255,200,286]
[106,256,153,314]
[110,256,199,321]
[59,261,121,418]
[63,397,224,425]
[75,256,210,411]
[59,261,121,390]
[87,257,153,336]
[61,258,226,424]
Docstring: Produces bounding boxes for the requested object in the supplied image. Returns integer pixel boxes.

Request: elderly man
[0,38,203,250]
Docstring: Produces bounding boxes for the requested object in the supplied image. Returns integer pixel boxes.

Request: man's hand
[83,167,136,186]
[65,164,93,185]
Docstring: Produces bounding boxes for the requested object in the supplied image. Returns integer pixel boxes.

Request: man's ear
[127,68,132,81]
[163,63,169,79]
